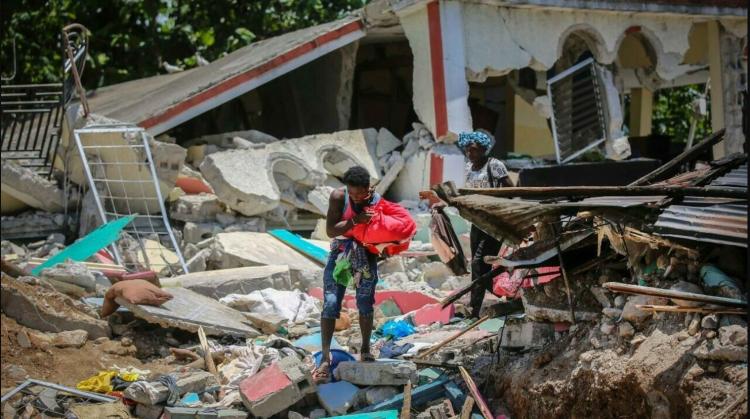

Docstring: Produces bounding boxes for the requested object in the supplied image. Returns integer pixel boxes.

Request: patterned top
[465,158,509,188]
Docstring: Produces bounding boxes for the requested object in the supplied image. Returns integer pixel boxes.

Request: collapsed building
[0,1,747,418]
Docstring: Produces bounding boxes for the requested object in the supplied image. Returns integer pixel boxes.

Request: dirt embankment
[488,316,747,419]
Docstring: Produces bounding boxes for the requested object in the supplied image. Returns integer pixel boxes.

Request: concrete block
[317,381,360,416]
[501,319,555,348]
[40,261,97,292]
[171,193,225,222]
[51,330,88,348]
[357,386,400,407]
[376,128,402,157]
[164,406,248,419]
[240,356,315,418]
[184,222,224,244]
[213,232,322,273]
[124,370,219,405]
[1,159,73,213]
[161,265,292,299]
[1,278,110,339]
[135,403,165,419]
[334,360,417,386]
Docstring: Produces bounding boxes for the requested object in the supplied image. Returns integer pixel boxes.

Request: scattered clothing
[378,341,415,359]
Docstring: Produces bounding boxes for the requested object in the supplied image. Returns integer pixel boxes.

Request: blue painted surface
[294,332,343,353]
[31,215,135,275]
[357,378,450,413]
[322,410,399,419]
[269,229,328,265]
[317,381,361,416]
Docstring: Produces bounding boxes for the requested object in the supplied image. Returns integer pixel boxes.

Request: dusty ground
[0,315,173,394]
[483,316,747,419]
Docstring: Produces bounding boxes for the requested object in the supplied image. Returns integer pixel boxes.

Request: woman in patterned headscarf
[427,130,513,318]
[457,130,513,318]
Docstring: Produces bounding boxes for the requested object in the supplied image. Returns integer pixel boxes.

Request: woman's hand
[353,210,375,225]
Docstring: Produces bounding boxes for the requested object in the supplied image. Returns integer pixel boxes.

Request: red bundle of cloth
[348,198,416,256]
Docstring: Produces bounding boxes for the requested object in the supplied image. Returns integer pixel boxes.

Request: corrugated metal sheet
[655,164,748,247]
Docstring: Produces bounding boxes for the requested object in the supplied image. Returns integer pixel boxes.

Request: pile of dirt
[0,315,172,394]
[487,316,747,419]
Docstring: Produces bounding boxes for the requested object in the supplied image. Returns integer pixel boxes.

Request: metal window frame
[547,57,608,165]
[73,125,188,274]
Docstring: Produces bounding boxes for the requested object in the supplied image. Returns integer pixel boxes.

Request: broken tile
[240,357,315,417]
[161,265,292,299]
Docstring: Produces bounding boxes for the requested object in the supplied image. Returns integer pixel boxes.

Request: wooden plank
[458,367,492,419]
[636,305,746,315]
[197,326,220,381]
[458,185,744,200]
[629,129,725,186]
[400,380,412,419]
[603,282,747,309]
[460,397,475,419]
[268,229,328,265]
[440,267,505,308]
[417,316,491,359]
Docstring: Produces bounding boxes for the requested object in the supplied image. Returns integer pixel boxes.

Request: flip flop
[312,361,331,384]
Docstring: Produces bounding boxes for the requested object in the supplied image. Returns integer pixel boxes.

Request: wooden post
[400,380,412,419]
[417,316,491,359]
[460,397,475,419]
[197,326,220,381]
[707,21,726,159]
[459,367,493,419]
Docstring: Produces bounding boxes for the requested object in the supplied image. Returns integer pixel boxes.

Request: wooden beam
[629,129,725,186]
[636,305,746,315]
[603,282,747,309]
[197,326,220,381]
[460,397,475,419]
[458,367,493,419]
[707,21,726,159]
[458,184,744,200]
[440,266,505,308]
[417,316,490,360]
[400,380,412,419]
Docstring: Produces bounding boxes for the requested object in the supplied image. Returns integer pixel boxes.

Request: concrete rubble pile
[2,110,503,418]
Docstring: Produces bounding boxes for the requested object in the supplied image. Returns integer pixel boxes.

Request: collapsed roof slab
[87,17,366,136]
[200,129,381,217]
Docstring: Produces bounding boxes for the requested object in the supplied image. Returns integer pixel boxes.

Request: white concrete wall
[400,7,437,137]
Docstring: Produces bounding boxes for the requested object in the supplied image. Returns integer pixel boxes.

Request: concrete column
[629,88,653,137]
[438,0,473,139]
[707,21,726,158]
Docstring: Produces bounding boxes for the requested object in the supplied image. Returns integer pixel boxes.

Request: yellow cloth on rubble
[76,371,118,393]
[76,370,140,393]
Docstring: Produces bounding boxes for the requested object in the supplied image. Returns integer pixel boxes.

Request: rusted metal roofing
[654,164,748,248]
[451,194,664,244]
[87,16,365,135]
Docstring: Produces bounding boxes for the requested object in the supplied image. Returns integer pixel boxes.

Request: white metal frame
[74,125,188,274]
[547,57,608,164]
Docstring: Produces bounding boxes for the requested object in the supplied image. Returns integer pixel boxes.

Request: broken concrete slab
[170,193,225,222]
[200,129,381,216]
[116,287,259,337]
[183,222,224,244]
[374,153,404,196]
[1,277,110,338]
[240,356,315,418]
[376,128,402,158]
[334,360,417,386]
[160,265,292,299]
[213,232,322,273]
[1,159,74,214]
[500,319,555,349]
[39,261,97,292]
[318,381,360,416]
[521,295,599,323]
[124,369,219,405]
[163,406,247,419]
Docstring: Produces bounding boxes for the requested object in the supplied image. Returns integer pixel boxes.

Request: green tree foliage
[1,0,366,88]
[651,84,711,143]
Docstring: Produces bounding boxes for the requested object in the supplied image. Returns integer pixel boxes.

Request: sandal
[312,361,331,384]
[360,352,376,362]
